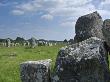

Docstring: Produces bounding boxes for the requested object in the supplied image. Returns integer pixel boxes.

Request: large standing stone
[74,11,104,43]
[26,41,30,46]
[6,38,11,47]
[52,37,110,82]
[102,19,110,47]
[20,59,52,82]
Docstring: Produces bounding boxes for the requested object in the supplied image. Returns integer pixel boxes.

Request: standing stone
[20,59,52,82]
[14,43,20,47]
[38,41,46,46]
[30,37,37,48]
[23,42,26,47]
[102,19,110,47]
[6,38,11,47]
[11,42,15,47]
[23,41,29,47]
[25,41,30,46]
[54,43,57,46]
[52,37,110,82]
[48,43,53,46]
[2,42,6,47]
[74,11,104,43]
[45,42,48,46]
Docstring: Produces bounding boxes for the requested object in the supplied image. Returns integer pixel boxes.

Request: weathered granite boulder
[6,38,11,47]
[74,11,104,43]
[20,59,52,82]
[102,19,110,47]
[52,37,110,82]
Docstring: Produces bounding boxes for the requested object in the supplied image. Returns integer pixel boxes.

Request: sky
[0,0,110,40]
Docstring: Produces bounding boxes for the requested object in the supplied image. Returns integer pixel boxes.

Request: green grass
[0,45,110,82]
[0,45,64,82]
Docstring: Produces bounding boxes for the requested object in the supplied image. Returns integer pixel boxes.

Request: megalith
[52,37,110,82]
[6,38,11,47]
[74,11,104,43]
[30,37,37,48]
[102,19,110,48]
[20,59,52,82]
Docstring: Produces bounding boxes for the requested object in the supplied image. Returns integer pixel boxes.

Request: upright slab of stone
[74,11,104,43]
[26,41,30,46]
[30,37,37,48]
[20,59,52,82]
[6,38,11,47]
[102,19,110,47]
[52,37,110,82]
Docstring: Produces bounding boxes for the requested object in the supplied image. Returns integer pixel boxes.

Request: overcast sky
[0,0,110,40]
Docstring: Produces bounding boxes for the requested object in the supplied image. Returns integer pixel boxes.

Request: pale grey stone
[38,41,45,46]
[48,43,53,46]
[6,38,11,47]
[30,37,37,48]
[14,43,20,46]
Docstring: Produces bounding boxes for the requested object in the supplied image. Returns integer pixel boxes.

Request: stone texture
[20,59,52,82]
[74,11,104,43]
[30,37,37,48]
[6,38,11,47]
[102,19,110,47]
[52,37,110,82]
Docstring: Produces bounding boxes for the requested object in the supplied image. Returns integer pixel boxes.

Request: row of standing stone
[1,37,63,48]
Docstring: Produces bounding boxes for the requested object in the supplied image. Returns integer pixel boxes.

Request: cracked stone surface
[52,37,110,82]
[20,59,52,82]
[74,11,104,43]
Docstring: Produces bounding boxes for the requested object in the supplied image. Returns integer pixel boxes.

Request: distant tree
[28,37,37,42]
[0,39,5,42]
[64,39,68,43]
[15,37,25,43]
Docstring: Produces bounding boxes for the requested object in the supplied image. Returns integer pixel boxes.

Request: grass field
[0,45,64,82]
[0,45,110,82]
